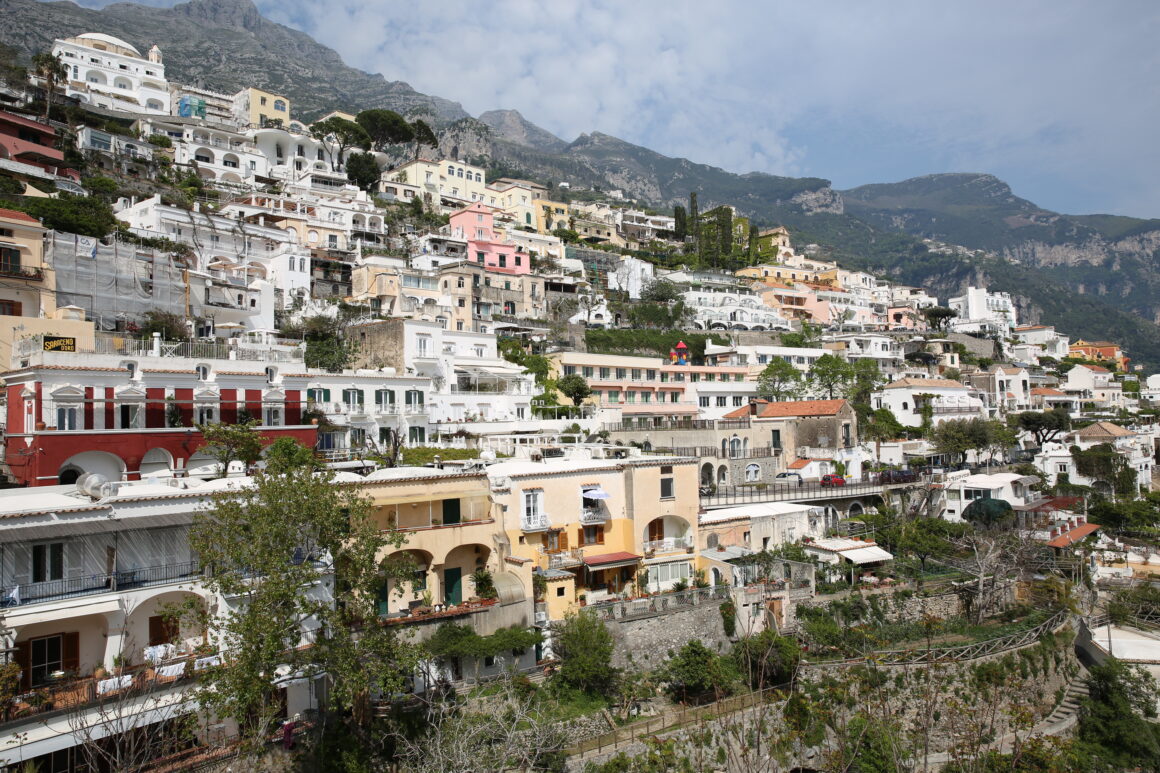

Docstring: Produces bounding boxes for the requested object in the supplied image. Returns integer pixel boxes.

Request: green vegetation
[399,446,481,467]
[584,329,728,361]
[552,611,617,695]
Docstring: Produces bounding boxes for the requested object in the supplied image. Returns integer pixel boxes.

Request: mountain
[0,0,471,121]
[842,173,1160,328]
[477,109,568,154]
[6,0,1160,368]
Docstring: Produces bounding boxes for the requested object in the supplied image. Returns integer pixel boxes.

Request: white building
[1011,324,1070,364]
[704,343,831,377]
[948,286,1018,336]
[604,255,655,300]
[52,34,170,114]
[873,377,984,428]
[1035,421,1154,493]
[0,477,327,768]
[1065,364,1124,411]
[682,287,790,332]
[826,333,904,374]
[939,472,1043,522]
[136,115,269,186]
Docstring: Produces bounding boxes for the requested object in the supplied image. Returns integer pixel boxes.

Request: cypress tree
[673,204,687,240]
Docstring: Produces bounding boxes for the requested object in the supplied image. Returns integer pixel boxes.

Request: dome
[74,33,142,58]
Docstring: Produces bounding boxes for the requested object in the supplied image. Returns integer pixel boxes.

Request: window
[498,255,507,268]
[716,396,727,407]
[0,246,22,274]
[699,396,710,408]
[649,561,691,585]
[631,369,642,380]
[563,365,577,376]
[556,586,566,597]
[32,542,64,583]
[1057,463,1068,474]
[408,426,426,443]
[745,464,761,482]
[582,366,594,378]
[307,387,332,404]
[416,335,432,357]
[660,476,674,499]
[119,403,143,429]
[405,389,424,407]
[196,406,216,425]
[264,406,282,426]
[274,99,286,112]
[606,390,619,403]
[733,396,744,407]
[29,635,63,687]
[599,367,611,379]
[616,368,627,379]
[50,400,80,431]
[476,251,486,264]
[580,525,605,546]
[523,490,544,525]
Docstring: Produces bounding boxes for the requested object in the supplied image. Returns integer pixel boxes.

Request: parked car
[820,474,847,487]
[879,469,918,484]
[775,472,803,483]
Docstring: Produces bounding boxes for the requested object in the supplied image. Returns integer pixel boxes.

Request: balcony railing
[521,515,550,532]
[580,507,608,525]
[544,548,584,569]
[1,561,202,607]
[0,264,44,281]
[644,536,692,554]
[16,335,304,363]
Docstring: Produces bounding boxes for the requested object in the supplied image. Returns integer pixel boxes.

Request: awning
[1047,523,1100,548]
[583,551,641,570]
[840,546,893,564]
[582,487,611,500]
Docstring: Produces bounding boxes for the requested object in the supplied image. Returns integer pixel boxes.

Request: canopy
[582,487,611,500]
[583,551,641,570]
[841,545,893,565]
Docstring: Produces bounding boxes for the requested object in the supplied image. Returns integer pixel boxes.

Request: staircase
[1040,669,1089,733]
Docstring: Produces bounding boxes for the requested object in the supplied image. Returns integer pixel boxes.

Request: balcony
[0,264,44,281]
[1,561,202,608]
[580,506,608,525]
[544,548,584,569]
[521,514,550,532]
[643,536,692,555]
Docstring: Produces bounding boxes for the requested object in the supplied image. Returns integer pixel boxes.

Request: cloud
[63,0,1160,216]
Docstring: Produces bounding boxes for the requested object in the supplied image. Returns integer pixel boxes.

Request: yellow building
[387,158,490,207]
[535,199,571,235]
[232,87,291,129]
[0,209,55,319]
[489,454,700,621]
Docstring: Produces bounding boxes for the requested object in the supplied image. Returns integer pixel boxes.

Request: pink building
[449,203,529,275]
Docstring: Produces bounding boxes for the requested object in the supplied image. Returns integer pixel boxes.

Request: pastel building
[52,33,170,114]
[449,203,529,275]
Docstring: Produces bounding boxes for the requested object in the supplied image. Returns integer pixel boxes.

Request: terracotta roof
[1031,387,1066,396]
[1046,522,1099,548]
[723,399,848,419]
[1015,325,1049,331]
[883,378,966,389]
[0,208,40,225]
[1077,364,1110,373]
[788,458,830,469]
[1075,421,1134,439]
[583,551,641,567]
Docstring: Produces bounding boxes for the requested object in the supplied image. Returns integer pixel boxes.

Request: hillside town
[0,32,1158,773]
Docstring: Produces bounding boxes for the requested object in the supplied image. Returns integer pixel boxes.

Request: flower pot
[34,422,46,431]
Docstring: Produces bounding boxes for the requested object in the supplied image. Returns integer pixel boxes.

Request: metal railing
[579,507,608,525]
[544,548,584,569]
[0,264,44,281]
[701,480,889,507]
[17,334,304,363]
[2,561,202,607]
[644,536,693,554]
[586,584,732,622]
[603,417,752,433]
[521,515,550,532]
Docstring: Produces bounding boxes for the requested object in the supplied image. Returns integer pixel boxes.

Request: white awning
[582,487,611,500]
[841,546,893,564]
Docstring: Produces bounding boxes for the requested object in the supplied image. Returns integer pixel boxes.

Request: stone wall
[794,581,1018,629]
[605,596,732,669]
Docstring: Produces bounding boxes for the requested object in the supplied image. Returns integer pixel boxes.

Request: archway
[378,549,435,616]
[700,462,714,486]
[848,501,865,517]
[139,448,174,477]
[58,451,126,483]
[441,544,492,606]
[717,465,728,486]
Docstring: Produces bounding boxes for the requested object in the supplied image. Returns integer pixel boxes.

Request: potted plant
[578,594,587,607]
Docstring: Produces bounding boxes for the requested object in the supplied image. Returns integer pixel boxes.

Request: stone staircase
[1040,671,1089,732]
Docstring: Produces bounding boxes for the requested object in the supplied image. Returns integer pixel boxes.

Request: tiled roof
[1075,421,1133,439]
[1031,387,1066,396]
[788,458,830,469]
[1077,364,1110,373]
[0,208,39,224]
[1046,522,1099,548]
[723,399,848,419]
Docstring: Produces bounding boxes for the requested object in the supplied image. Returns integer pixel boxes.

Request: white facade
[136,115,269,186]
[682,287,790,331]
[1065,364,1124,411]
[52,34,170,115]
[873,378,984,428]
[948,286,1018,336]
[604,255,655,300]
[704,343,829,376]
[1012,325,1070,363]
[939,472,1042,521]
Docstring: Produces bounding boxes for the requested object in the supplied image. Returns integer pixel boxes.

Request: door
[443,567,462,606]
[648,519,664,543]
[442,498,461,526]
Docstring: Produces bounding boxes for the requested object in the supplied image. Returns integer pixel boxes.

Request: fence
[802,609,1072,668]
[568,684,785,758]
[701,480,887,507]
[584,584,732,623]
[2,561,202,607]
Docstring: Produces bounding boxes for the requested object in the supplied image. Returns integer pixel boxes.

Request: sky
[74,0,1160,218]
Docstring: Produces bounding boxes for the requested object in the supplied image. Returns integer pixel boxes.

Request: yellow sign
[43,336,76,352]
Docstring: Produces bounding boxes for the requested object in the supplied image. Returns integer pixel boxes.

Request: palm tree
[31,51,68,122]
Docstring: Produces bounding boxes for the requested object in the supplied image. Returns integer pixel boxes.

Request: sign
[43,336,76,352]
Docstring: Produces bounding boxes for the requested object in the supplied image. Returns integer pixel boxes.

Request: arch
[745,463,761,482]
[113,76,132,91]
[717,464,728,485]
[59,450,126,483]
[145,99,163,111]
[122,589,206,666]
[441,544,492,606]
[196,167,215,180]
[139,448,174,477]
[847,501,865,517]
[221,172,242,183]
[222,153,240,169]
[643,515,693,551]
[711,567,724,586]
[85,70,108,86]
[193,147,215,165]
[700,462,714,486]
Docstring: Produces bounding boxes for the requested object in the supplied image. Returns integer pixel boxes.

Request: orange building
[1068,339,1129,372]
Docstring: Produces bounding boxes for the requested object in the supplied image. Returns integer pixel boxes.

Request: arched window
[274,99,287,112]
[745,464,761,482]
[195,364,210,381]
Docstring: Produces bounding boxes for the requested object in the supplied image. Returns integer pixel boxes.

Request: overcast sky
[74,0,1160,218]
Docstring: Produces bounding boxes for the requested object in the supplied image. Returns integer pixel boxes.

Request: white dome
[75,33,142,58]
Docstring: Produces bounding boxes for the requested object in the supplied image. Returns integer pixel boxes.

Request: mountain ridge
[7,0,1160,367]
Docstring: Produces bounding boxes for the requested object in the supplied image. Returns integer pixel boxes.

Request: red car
[820,474,847,487]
